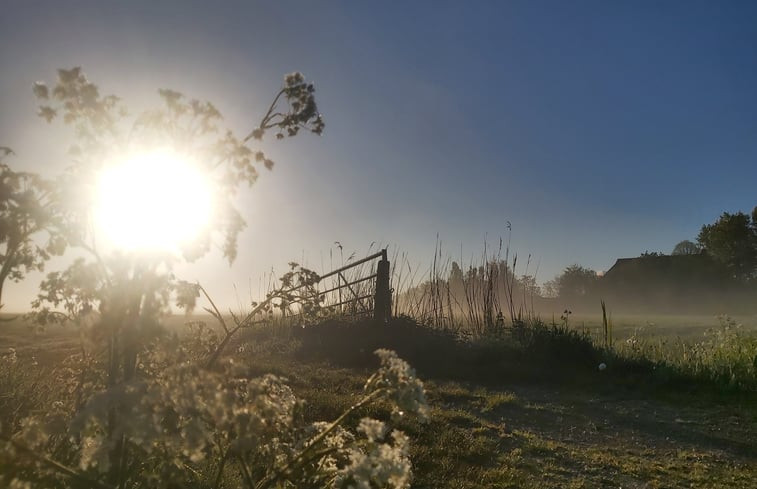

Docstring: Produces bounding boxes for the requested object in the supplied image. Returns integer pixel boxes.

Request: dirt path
[430,381,756,488]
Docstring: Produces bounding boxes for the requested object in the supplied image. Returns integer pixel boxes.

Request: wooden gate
[285,249,392,322]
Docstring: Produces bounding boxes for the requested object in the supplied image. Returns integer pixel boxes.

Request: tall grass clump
[389,237,757,392]
[600,299,613,349]
[616,315,757,391]
[0,349,49,435]
[393,232,542,336]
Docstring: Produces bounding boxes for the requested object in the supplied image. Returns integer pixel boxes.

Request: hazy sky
[2,1,757,311]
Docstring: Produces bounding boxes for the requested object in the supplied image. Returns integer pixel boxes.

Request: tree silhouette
[26,66,325,385]
[697,210,757,282]
[671,240,700,255]
[0,148,66,310]
[550,264,598,301]
[19,67,326,485]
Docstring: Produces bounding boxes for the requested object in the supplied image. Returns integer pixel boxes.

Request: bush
[296,316,606,386]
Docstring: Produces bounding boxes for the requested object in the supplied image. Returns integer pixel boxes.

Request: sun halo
[93,148,213,253]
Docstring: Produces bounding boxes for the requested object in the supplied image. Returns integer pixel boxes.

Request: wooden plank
[264,249,388,323]
[285,250,384,293]
[315,273,377,297]
[285,293,373,318]
[326,293,374,309]
[338,272,370,313]
[317,250,384,281]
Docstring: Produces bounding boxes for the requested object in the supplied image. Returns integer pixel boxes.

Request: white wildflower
[9,478,32,489]
[335,429,412,489]
[357,417,386,442]
[15,417,47,450]
[79,433,111,472]
[2,347,17,364]
[367,349,429,422]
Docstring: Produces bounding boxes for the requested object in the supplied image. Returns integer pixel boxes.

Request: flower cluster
[334,419,412,489]
[69,360,301,475]
[1,347,17,365]
[4,348,426,489]
[0,477,31,489]
[365,349,430,422]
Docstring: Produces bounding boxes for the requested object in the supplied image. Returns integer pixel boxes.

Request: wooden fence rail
[286,249,392,322]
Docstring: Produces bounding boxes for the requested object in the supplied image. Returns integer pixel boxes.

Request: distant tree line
[397,207,757,316]
[695,207,757,282]
[545,206,757,311]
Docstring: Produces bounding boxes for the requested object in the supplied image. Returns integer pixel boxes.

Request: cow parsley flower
[335,429,412,489]
[2,347,17,364]
[366,349,429,422]
[357,417,386,442]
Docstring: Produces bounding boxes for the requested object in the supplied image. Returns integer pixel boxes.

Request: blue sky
[1,1,756,310]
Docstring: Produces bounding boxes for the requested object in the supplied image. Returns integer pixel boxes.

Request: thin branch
[203,269,322,368]
[213,445,232,489]
[237,455,256,488]
[204,291,280,368]
[199,284,229,334]
[243,89,285,142]
[255,388,386,489]
[228,309,241,330]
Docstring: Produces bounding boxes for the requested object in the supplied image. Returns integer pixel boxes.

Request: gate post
[374,249,392,323]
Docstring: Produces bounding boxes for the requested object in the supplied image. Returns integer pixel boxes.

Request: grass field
[2,314,756,488]
[561,313,757,340]
[266,356,757,489]
[3,312,756,359]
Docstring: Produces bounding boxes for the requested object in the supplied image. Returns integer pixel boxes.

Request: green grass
[561,312,757,341]
[1,314,756,488]
[240,348,757,488]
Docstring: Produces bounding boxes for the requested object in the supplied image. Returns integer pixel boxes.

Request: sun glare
[94,149,213,253]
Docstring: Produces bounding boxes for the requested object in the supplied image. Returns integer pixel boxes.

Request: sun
[94,148,213,253]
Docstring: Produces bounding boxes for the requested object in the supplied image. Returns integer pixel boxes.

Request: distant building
[604,253,726,285]
[601,253,736,312]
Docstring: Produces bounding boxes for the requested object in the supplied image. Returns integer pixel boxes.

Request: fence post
[374,249,392,323]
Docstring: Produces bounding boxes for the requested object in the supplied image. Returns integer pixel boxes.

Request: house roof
[603,253,726,284]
